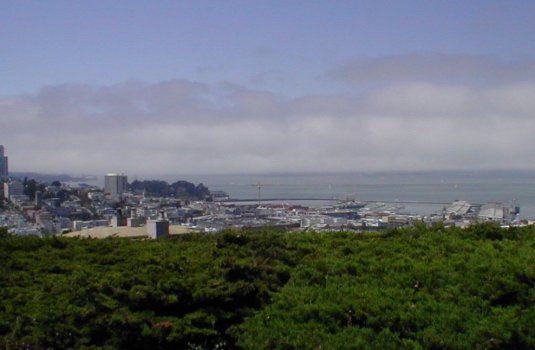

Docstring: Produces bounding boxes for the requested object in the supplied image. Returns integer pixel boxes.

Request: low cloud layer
[2,55,535,176]
[329,54,535,85]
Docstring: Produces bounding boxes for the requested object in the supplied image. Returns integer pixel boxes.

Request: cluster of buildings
[186,198,524,233]
[0,172,527,237]
[1,169,194,238]
[0,145,528,237]
[442,200,521,228]
[2,178,95,235]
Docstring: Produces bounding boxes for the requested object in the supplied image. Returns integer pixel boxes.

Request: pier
[221,198,457,205]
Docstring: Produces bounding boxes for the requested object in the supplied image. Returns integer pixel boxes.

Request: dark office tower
[0,145,8,179]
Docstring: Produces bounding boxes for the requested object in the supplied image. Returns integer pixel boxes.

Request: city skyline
[2,1,535,176]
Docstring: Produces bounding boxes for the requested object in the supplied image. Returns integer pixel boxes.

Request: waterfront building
[478,202,507,222]
[0,145,8,179]
[444,200,473,219]
[104,173,128,199]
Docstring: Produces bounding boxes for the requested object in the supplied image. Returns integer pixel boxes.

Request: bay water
[171,170,535,219]
[79,170,535,220]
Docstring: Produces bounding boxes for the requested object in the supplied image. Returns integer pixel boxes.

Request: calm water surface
[174,171,535,219]
[83,170,535,219]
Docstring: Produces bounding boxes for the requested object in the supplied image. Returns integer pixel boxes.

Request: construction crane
[251,182,275,206]
[252,182,264,206]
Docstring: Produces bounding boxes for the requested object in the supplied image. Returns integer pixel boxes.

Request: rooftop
[63,224,193,239]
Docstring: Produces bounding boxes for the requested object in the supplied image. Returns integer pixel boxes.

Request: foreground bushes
[237,225,535,349]
[0,230,295,349]
[0,224,534,349]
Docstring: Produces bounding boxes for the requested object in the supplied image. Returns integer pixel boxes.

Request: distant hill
[9,172,97,183]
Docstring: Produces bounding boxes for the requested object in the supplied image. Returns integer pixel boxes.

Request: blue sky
[4,0,534,96]
[2,1,535,175]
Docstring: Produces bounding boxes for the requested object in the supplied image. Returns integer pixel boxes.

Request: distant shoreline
[9,172,98,183]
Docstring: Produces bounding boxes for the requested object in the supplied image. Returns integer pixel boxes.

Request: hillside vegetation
[129,180,210,199]
[0,224,534,349]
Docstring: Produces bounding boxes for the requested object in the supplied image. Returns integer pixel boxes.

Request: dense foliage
[129,180,210,200]
[1,224,534,349]
[237,224,535,349]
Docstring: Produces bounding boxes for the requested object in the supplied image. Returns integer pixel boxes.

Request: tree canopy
[129,180,210,199]
[0,224,534,349]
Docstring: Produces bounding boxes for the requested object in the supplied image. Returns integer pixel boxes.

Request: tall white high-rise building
[104,173,128,199]
[0,145,8,179]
